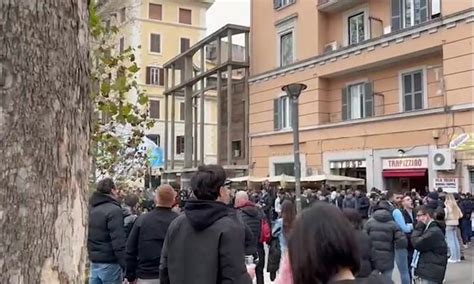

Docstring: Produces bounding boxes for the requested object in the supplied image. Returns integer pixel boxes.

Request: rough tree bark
[0,0,90,283]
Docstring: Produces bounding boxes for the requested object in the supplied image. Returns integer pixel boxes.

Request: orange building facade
[249,0,474,193]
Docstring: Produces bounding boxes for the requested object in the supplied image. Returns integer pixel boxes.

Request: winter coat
[363,208,407,272]
[411,221,448,283]
[122,205,138,238]
[87,192,126,268]
[357,195,370,219]
[267,234,281,275]
[237,202,265,254]
[343,197,357,209]
[125,207,178,281]
[355,230,373,278]
[159,200,252,284]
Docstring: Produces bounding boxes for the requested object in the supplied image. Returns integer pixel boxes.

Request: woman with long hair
[278,203,391,284]
[445,193,463,263]
[343,209,373,278]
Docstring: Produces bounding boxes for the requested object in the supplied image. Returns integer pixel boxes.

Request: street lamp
[282,83,307,213]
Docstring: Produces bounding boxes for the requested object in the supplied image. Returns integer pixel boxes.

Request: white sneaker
[463,244,468,249]
[448,259,457,263]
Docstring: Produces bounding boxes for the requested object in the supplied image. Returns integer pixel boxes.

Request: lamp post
[282,83,307,213]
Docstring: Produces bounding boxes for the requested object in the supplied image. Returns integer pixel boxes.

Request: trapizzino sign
[383,157,428,169]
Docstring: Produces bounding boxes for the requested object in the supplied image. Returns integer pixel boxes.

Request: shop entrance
[383,169,429,195]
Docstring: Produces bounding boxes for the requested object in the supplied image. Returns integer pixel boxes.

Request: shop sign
[383,157,428,169]
[449,133,474,151]
[330,160,366,169]
[434,178,458,193]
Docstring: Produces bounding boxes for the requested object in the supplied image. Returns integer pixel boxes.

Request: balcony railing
[318,0,365,13]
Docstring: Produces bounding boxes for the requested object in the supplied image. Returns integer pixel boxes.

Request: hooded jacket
[159,200,252,284]
[411,221,448,282]
[363,208,407,272]
[87,192,126,268]
[237,202,265,252]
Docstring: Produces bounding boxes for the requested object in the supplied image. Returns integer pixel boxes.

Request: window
[273,95,292,130]
[274,163,294,176]
[232,141,242,158]
[342,82,373,120]
[180,38,190,53]
[391,0,428,31]
[119,37,124,53]
[149,100,160,119]
[401,69,425,112]
[179,8,192,25]
[149,3,162,20]
[280,32,293,67]
[145,67,164,86]
[348,12,365,45]
[150,34,161,53]
[176,136,185,154]
[179,102,185,121]
[146,134,160,147]
[119,7,126,23]
[274,0,296,10]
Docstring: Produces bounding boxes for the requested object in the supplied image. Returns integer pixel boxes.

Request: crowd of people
[86,165,474,284]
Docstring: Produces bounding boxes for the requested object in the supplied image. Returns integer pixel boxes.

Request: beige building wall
[106,0,217,167]
[249,0,474,192]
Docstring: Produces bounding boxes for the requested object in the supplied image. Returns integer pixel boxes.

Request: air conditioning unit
[432,149,455,171]
[324,41,339,53]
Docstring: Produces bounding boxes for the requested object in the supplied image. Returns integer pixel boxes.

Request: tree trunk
[0,1,90,283]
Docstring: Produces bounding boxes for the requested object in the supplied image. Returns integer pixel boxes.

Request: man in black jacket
[411,205,448,284]
[160,165,252,284]
[88,178,126,284]
[126,184,179,284]
[235,191,266,284]
[355,190,370,220]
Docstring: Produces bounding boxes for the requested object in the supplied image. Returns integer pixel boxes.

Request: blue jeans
[446,225,461,261]
[89,263,122,284]
[395,249,411,284]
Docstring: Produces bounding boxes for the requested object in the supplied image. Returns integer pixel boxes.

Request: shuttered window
[119,7,126,23]
[146,134,160,147]
[180,38,190,53]
[402,70,424,112]
[341,82,373,121]
[179,102,185,121]
[273,96,292,131]
[274,0,295,10]
[150,34,161,53]
[392,0,429,32]
[176,136,185,154]
[119,37,125,53]
[145,67,164,86]
[149,3,162,20]
[149,100,160,119]
[179,8,192,25]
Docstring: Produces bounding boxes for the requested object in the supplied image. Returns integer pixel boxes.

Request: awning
[383,169,427,178]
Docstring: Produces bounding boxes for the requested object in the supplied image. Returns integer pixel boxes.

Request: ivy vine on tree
[89,1,154,187]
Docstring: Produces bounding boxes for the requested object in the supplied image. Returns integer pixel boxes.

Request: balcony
[317,0,365,13]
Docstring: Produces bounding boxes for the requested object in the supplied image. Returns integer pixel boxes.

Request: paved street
[261,246,474,283]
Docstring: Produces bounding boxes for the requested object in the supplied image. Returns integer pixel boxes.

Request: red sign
[383,157,428,169]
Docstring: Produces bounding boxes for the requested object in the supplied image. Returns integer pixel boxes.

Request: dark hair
[416,205,434,218]
[124,194,139,207]
[190,164,226,201]
[289,203,360,284]
[281,200,296,241]
[96,178,115,194]
[343,208,362,230]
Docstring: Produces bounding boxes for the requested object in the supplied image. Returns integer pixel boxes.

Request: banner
[434,178,458,193]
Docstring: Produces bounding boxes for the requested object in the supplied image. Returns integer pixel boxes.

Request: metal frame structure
[162,24,250,184]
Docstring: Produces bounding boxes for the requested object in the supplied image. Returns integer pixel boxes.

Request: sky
[206,0,250,45]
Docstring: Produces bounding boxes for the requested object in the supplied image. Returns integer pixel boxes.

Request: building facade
[249,0,474,193]
[105,0,217,169]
